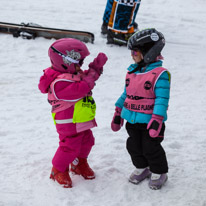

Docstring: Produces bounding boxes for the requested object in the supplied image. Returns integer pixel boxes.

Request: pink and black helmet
[48,38,90,73]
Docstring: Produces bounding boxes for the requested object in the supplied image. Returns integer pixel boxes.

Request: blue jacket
[115,60,171,124]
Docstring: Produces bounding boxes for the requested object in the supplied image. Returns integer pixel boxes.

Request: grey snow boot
[129,168,151,184]
[149,173,168,190]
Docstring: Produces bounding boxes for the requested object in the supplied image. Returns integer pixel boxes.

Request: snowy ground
[0,0,206,206]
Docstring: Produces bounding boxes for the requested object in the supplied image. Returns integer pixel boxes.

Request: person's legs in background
[101,0,141,45]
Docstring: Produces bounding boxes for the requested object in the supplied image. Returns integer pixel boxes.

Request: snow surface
[0,0,206,206]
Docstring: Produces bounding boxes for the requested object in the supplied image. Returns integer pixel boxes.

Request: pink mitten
[111,107,124,132]
[147,114,164,138]
[89,53,108,75]
[82,68,100,89]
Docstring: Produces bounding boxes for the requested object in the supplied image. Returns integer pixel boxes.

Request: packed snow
[0,0,206,206]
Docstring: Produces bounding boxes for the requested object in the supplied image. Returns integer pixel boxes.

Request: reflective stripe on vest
[55,119,73,124]
[52,113,73,125]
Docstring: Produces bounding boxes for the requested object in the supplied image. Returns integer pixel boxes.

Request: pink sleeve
[53,80,91,101]
[38,68,61,94]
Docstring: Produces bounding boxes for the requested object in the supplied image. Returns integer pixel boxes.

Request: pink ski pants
[52,129,95,172]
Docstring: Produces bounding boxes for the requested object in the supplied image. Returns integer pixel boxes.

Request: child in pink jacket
[38,38,107,188]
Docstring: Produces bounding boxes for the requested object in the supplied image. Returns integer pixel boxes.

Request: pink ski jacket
[38,67,97,136]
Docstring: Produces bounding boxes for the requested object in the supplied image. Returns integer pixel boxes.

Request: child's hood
[38,67,61,94]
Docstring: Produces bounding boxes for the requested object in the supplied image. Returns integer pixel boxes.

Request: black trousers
[126,122,168,174]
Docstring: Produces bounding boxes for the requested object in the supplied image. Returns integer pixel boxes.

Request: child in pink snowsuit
[38,38,108,188]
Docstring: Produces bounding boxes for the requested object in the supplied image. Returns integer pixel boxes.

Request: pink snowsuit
[38,67,96,172]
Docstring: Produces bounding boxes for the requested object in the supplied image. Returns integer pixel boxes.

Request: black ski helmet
[127,28,165,64]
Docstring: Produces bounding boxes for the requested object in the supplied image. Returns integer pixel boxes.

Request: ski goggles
[131,50,140,56]
[51,46,80,64]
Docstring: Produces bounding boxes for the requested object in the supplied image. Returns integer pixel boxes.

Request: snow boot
[129,168,151,184]
[107,29,133,46]
[50,167,72,188]
[101,21,108,36]
[149,173,168,190]
[70,158,95,180]
[133,22,139,32]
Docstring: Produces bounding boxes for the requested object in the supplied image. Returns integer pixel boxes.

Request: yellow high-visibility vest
[52,96,96,125]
